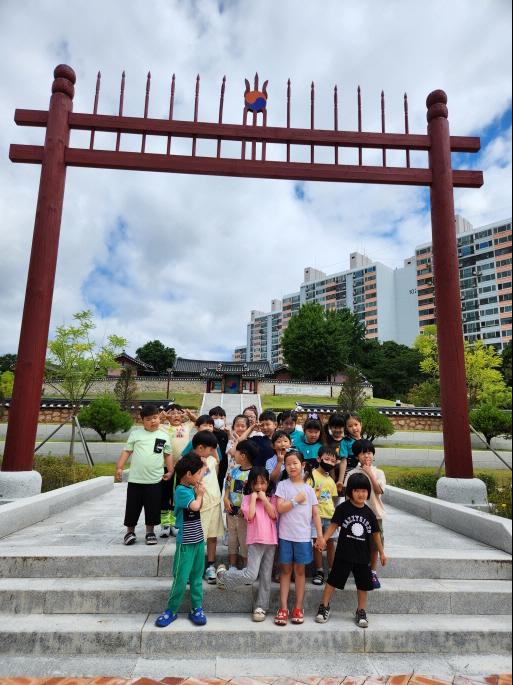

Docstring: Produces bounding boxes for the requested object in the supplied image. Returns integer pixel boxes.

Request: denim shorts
[279,538,313,565]
[311,517,339,541]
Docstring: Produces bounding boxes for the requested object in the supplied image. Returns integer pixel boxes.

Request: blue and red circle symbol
[245,90,267,113]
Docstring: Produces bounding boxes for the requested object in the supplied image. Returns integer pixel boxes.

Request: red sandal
[291,607,304,624]
[274,608,289,626]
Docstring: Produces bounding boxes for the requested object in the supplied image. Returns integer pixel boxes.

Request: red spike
[286,79,291,163]
[262,109,267,161]
[217,75,226,158]
[116,71,126,152]
[166,74,176,155]
[404,92,411,168]
[357,85,362,165]
[89,71,101,150]
[141,71,151,153]
[381,90,386,167]
[310,82,315,163]
[192,75,200,156]
[254,72,259,90]
[334,84,339,165]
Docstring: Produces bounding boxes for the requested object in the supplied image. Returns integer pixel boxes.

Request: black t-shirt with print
[332,500,379,565]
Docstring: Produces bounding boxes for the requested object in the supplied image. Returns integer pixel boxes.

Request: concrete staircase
[200,393,263,424]
[0,484,511,666]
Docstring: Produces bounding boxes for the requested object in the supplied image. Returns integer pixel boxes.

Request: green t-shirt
[124,427,172,484]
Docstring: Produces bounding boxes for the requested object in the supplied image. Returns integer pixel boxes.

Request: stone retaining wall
[46,378,207,396]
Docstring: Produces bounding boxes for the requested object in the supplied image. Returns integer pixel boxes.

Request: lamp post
[166,368,172,400]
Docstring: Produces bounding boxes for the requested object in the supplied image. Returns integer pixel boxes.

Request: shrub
[470,404,512,446]
[388,472,438,497]
[78,395,133,441]
[33,455,93,493]
[359,406,395,441]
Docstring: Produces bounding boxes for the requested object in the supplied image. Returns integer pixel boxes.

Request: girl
[226,414,251,469]
[325,413,346,455]
[265,429,292,484]
[277,410,303,444]
[216,467,278,622]
[337,412,364,491]
[275,449,323,626]
[294,417,325,461]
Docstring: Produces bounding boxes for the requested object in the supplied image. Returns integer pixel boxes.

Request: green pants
[167,541,205,613]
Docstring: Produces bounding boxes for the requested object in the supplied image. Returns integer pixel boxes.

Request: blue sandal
[188,607,207,626]
[155,610,178,627]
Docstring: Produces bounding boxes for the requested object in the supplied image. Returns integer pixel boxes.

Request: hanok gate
[3,64,483,480]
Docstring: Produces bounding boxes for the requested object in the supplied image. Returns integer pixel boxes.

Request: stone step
[0,544,510,579]
[0,576,510,616]
[0,612,510,656]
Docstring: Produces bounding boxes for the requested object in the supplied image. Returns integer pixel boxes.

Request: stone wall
[294,410,443,432]
[46,377,207,396]
[258,381,373,399]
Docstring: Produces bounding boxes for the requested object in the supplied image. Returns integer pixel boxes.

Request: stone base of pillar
[436,476,489,511]
[0,471,42,501]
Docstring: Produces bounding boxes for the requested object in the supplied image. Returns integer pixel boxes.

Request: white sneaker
[216,564,227,589]
[205,565,217,584]
[252,607,266,622]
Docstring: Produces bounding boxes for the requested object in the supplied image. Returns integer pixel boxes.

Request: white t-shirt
[276,479,318,543]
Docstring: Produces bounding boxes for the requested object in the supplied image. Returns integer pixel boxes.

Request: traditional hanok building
[109,352,156,377]
[172,357,274,394]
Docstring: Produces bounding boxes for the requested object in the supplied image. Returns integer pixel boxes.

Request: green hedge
[32,455,93,493]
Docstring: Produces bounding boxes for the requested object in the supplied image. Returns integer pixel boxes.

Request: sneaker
[252,607,266,622]
[216,564,227,589]
[155,609,178,627]
[315,603,331,624]
[123,532,136,546]
[371,571,381,589]
[355,608,369,628]
[170,526,179,537]
[145,532,158,545]
[159,525,171,538]
[312,569,325,585]
[204,565,217,584]
[188,607,207,626]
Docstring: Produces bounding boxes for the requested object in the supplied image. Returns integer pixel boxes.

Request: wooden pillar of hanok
[2,65,75,472]
[426,90,473,479]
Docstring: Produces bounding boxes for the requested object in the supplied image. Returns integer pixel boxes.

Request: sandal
[291,607,304,624]
[145,532,158,545]
[123,532,136,546]
[274,608,289,626]
[312,570,325,585]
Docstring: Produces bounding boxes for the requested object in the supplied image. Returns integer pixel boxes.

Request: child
[181,415,223,463]
[243,404,260,428]
[247,410,278,467]
[209,406,230,486]
[325,413,346,456]
[155,453,207,627]
[216,467,278,622]
[315,472,387,628]
[161,404,197,535]
[224,439,258,570]
[277,410,303,444]
[307,446,339,586]
[265,429,292,484]
[115,405,173,546]
[337,412,363,492]
[275,449,323,626]
[346,439,386,589]
[226,414,251,468]
[293,416,324,461]
[189,430,225,584]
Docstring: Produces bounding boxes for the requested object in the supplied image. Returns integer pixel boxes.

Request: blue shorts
[279,539,313,565]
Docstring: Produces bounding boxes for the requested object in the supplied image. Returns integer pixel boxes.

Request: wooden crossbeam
[9,144,484,188]
[14,109,481,153]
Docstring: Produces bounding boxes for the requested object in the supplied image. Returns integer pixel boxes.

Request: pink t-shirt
[241,494,278,545]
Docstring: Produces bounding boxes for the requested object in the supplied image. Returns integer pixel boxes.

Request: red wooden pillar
[426,90,473,479]
[2,65,75,472]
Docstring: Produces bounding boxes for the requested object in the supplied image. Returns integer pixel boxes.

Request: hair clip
[307,412,319,420]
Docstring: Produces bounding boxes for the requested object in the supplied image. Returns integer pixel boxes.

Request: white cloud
[0,0,511,358]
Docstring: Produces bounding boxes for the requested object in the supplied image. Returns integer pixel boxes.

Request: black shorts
[161,470,175,510]
[327,559,374,592]
[124,482,161,527]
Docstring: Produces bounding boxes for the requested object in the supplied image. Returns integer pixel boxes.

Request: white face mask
[213,418,225,430]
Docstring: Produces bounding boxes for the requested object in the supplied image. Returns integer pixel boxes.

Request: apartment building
[415,216,512,349]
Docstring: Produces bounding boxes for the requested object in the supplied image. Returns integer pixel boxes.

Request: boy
[345,439,386,588]
[155,453,207,627]
[160,403,198,537]
[309,446,339,586]
[239,410,278,467]
[115,405,173,546]
[315,472,386,628]
[208,406,229,487]
[224,439,257,570]
[265,430,292,484]
[188,430,225,584]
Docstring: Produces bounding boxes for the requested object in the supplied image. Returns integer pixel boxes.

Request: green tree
[501,341,512,387]
[114,367,139,410]
[78,395,133,442]
[469,404,512,447]
[337,366,367,412]
[282,304,364,380]
[46,310,127,456]
[359,406,395,441]
[0,370,14,418]
[406,379,440,407]
[135,340,176,375]
[0,354,16,373]
[359,339,425,400]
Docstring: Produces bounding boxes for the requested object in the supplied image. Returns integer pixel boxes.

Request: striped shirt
[174,485,204,545]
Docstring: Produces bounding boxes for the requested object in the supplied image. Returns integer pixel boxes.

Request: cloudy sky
[0,0,511,361]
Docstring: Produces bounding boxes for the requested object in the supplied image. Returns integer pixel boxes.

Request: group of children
[116,403,386,630]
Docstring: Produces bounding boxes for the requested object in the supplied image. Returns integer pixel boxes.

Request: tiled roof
[115,352,155,370]
[173,357,274,377]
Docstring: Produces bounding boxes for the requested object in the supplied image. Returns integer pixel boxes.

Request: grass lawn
[262,395,396,410]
